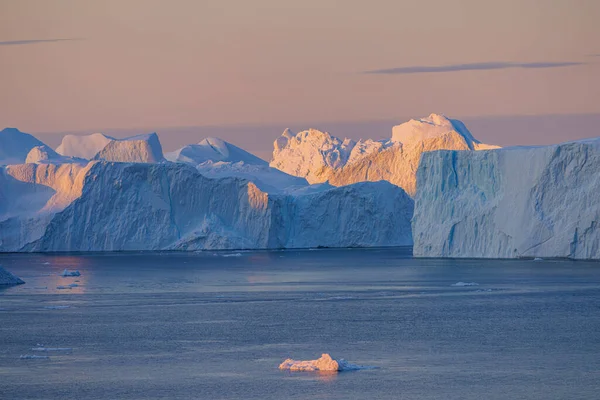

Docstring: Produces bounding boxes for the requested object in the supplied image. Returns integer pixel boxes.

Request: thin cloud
[364,61,584,74]
[0,38,80,46]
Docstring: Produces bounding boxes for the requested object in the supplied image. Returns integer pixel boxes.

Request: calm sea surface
[1,248,599,399]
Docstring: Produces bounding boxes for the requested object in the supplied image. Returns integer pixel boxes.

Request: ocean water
[1,248,599,399]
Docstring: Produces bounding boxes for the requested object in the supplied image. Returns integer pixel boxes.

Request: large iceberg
[413,138,600,259]
[0,160,413,252]
[270,114,498,196]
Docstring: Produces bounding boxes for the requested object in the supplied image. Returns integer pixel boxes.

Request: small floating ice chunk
[222,253,242,257]
[56,286,71,290]
[43,305,70,310]
[31,347,72,352]
[20,355,49,360]
[533,257,543,261]
[279,353,372,372]
[451,282,479,287]
[61,269,81,277]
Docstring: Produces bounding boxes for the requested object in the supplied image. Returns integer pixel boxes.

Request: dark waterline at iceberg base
[1,248,599,399]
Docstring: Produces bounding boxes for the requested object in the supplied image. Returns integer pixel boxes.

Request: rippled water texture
[1,248,599,399]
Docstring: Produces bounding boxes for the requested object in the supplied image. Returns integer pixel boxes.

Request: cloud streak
[365,61,584,74]
[0,38,80,46]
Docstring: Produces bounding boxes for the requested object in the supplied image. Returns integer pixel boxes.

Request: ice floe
[451,282,479,287]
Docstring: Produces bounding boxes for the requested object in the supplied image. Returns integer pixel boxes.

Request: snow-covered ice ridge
[270,114,499,196]
[413,138,600,259]
[0,160,413,252]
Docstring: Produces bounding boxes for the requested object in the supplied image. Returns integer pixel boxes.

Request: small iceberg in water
[0,266,25,286]
[279,353,374,372]
[451,282,479,287]
[61,269,81,277]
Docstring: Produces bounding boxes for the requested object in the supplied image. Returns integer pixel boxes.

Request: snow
[0,265,25,285]
[270,114,499,196]
[0,127,46,165]
[94,133,165,163]
[279,353,372,372]
[56,133,115,159]
[413,138,600,259]
[0,161,413,252]
[61,269,81,277]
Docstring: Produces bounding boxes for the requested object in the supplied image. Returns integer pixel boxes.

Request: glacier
[413,138,600,259]
[270,114,498,196]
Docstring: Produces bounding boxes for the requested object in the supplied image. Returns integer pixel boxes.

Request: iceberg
[279,353,372,372]
[56,133,115,159]
[413,138,600,259]
[94,133,165,163]
[0,127,46,165]
[167,137,308,192]
[0,265,25,285]
[270,114,498,196]
[0,160,413,252]
[26,145,84,165]
[165,137,265,166]
[61,269,81,277]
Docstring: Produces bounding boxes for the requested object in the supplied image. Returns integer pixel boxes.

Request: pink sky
[1,0,599,151]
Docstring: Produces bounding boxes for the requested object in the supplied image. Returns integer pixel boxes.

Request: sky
[1,0,599,157]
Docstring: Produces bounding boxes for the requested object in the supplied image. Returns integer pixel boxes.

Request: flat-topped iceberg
[413,138,600,259]
[279,353,372,372]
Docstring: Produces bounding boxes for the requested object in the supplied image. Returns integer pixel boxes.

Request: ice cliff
[0,161,413,252]
[413,139,600,259]
[270,114,498,196]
